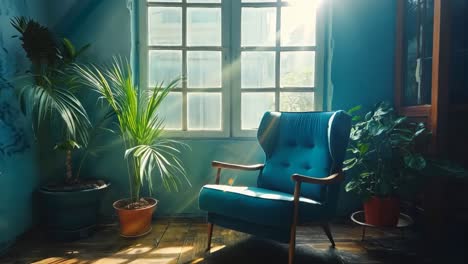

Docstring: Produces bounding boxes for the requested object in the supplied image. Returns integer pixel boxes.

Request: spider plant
[11,16,91,184]
[74,58,190,205]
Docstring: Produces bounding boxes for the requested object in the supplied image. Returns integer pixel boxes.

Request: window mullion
[231,0,242,137]
[182,0,188,131]
[275,0,281,112]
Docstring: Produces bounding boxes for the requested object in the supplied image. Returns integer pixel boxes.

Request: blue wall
[39,0,396,219]
[331,0,395,110]
[0,0,47,252]
[329,0,396,212]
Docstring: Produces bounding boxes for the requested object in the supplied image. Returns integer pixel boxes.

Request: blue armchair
[199,111,351,264]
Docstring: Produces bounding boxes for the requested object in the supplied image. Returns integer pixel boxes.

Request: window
[140,0,325,137]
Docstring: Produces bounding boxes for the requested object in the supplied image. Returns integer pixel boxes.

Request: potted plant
[74,57,190,237]
[343,102,429,226]
[11,17,110,240]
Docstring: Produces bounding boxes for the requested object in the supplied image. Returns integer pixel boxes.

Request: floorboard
[0,218,439,264]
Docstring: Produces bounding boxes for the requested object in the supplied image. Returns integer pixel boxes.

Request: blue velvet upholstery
[199,111,351,243]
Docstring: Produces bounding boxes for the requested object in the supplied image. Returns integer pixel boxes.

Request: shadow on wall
[0,0,44,251]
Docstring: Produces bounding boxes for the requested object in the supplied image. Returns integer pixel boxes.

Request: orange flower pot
[364,196,400,227]
[113,198,158,237]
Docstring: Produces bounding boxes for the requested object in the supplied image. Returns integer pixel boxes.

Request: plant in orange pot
[343,102,429,227]
[75,58,190,237]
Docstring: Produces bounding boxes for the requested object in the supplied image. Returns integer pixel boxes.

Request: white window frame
[139,0,326,138]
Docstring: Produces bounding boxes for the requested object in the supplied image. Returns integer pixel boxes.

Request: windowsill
[165,137,258,141]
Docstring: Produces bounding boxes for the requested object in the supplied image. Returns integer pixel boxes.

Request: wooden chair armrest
[211,161,264,185]
[211,161,264,171]
[291,172,343,185]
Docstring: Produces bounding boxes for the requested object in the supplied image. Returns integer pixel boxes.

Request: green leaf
[345,180,359,192]
[368,120,381,135]
[358,143,369,154]
[62,38,76,58]
[414,127,426,137]
[347,105,362,115]
[404,154,427,170]
[394,116,407,125]
[360,172,372,178]
[343,158,357,165]
[343,158,358,171]
[365,111,372,121]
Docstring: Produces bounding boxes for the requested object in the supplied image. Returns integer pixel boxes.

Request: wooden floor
[1,218,437,264]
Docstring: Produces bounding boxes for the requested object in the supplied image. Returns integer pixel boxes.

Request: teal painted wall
[329,0,396,213]
[0,0,47,251]
[330,0,395,110]
[40,0,396,220]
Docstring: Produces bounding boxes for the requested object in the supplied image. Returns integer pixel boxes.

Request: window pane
[187,8,221,46]
[241,8,276,47]
[188,93,222,130]
[241,93,275,130]
[241,52,275,88]
[280,51,315,87]
[280,92,314,112]
[157,92,183,130]
[149,50,182,87]
[148,7,182,46]
[187,51,222,88]
[281,2,317,46]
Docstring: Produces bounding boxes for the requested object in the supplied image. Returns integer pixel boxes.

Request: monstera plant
[11,17,109,240]
[343,102,430,226]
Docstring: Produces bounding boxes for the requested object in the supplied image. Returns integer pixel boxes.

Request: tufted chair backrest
[257,111,351,207]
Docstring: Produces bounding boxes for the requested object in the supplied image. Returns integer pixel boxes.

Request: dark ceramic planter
[38,183,110,241]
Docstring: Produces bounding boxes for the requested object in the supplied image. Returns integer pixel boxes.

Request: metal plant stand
[350,211,414,241]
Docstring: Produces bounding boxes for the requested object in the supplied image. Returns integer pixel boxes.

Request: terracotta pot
[364,196,400,227]
[113,197,158,237]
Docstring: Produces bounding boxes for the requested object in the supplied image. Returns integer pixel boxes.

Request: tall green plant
[343,102,429,200]
[74,58,190,204]
[11,17,91,184]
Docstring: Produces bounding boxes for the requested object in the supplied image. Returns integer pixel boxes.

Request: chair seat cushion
[199,184,324,228]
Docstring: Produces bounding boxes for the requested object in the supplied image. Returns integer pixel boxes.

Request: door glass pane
[157,92,183,130]
[188,93,222,130]
[280,92,314,112]
[242,52,275,88]
[241,93,275,129]
[149,50,182,87]
[187,8,222,46]
[280,51,315,87]
[241,8,276,47]
[148,7,182,46]
[281,2,317,46]
[187,51,222,88]
[404,0,433,106]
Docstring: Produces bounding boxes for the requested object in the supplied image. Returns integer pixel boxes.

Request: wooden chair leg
[289,222,297,264]
[206,223,214,251]
[289,181,301,264]
[321,222,335,247]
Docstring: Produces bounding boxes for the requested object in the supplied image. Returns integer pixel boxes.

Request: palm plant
[11,17,91,184]
[74,58,189,206]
